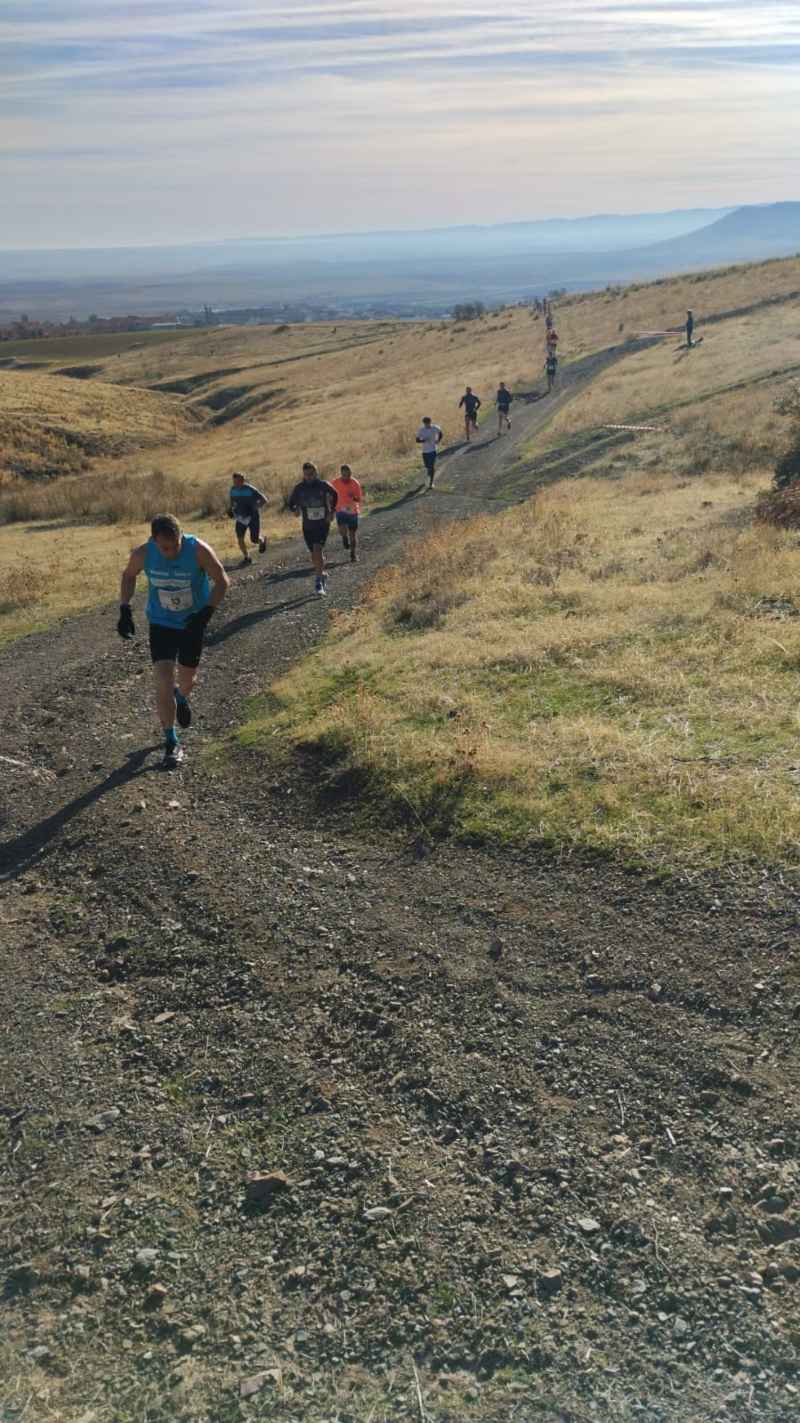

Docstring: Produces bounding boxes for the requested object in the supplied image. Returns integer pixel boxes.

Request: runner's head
[340,464,353,481]
[302,461,318,482]
[232,471,245,487]
[421,417,432,427]
[465,386,472,394]
[499,381,507,390]
[150,513,182,559]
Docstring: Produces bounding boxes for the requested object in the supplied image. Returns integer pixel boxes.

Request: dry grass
[0,370,192,485]
[535,302,800,459]
[553,255,800,361]
[239,461,800,867]
[5,252,800,652]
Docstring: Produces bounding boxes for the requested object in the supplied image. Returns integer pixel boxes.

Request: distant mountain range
[0,203,797,320]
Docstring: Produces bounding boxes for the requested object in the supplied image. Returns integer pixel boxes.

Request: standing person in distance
[117,514,229,768]
[228,470,268,566]
[496,381,513,434]
[686,309,695,348]
[416,416,443,490]
[458,386,481,441]
[330,464,363,563]
[545,351,558,392]
[287,461,338,595]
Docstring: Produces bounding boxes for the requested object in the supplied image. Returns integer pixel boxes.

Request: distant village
[0,299,436,342]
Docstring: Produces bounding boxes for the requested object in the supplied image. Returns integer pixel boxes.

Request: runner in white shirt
[415,416,444,490]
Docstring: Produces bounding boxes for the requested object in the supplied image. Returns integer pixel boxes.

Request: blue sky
[1,1,798,248]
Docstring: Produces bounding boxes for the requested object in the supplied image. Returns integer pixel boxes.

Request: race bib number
[158,586,194,612]
[305,505,326,521]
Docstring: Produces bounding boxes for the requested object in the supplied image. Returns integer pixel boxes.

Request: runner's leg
[349,519,358,561]
[154,660,178,739]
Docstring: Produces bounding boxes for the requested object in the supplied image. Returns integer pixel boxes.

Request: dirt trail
[2,340,800,1423]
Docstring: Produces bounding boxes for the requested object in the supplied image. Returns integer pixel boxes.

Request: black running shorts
[235,511,260,542]
[149,620,205,669]
[422,450,437,473]
[303,519,330,550]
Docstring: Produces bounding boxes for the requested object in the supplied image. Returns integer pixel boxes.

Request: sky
[1,0,798,250]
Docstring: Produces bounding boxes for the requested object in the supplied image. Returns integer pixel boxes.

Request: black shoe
[240,555,252,567]
[350,549,357,562]
[174,692,192,729]
[162,741,184,770]
[258,538,267,554]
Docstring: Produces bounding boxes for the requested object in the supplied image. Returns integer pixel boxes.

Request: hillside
[0,370,194,484]
[621,203,800,273]
[3,302,800,1421]
[1,253,800,644]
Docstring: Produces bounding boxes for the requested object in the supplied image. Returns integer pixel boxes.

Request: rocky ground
[2,348,800,1422]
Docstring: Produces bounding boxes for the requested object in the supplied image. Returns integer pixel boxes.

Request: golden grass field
[239,462,800,868]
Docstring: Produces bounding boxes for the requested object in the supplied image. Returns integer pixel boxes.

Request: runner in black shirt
[496,382,512,434]
[287,461,338,595]
[458,387,481,441]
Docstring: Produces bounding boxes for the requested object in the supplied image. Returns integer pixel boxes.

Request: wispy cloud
[1,1,798,246]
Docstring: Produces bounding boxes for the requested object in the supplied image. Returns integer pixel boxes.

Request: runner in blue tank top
[117,514,229,767]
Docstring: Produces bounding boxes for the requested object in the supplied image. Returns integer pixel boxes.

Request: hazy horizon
[0,204,731,257]
[2,2,799,250]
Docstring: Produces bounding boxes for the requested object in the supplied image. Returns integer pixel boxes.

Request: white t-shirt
[416,424,442,454]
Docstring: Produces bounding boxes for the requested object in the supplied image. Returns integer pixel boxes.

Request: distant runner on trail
[686,309,695,348]
[545,326,559,354]
[287,461,338,595]
[458,386,481,441]
[415,416,443,489]
[331,464,363,563]
[496,381,513,433]
[117,514,229,768]
[228,470,268,566]
[545,352,558,392]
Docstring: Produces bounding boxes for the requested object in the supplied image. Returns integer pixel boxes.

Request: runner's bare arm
[120,545,147,604]
[195,542,231,608]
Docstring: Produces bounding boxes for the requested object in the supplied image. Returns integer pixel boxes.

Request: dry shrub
[381,518,499,631]
[526,508,589,587]
[0,563,50,614]
[754,485,800,529]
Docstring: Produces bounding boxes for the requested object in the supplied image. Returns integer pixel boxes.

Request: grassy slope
[0,369,192,484]
[3,252,800,651]
[234,260,800,870]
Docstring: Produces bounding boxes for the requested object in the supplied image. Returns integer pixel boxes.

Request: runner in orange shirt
[330,464,364,562]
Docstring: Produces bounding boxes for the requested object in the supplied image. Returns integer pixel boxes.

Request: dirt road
[2,340,799,1423]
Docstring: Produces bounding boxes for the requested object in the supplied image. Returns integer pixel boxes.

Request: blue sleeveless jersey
[145,534,209,629]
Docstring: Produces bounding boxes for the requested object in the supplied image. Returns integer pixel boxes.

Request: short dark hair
[340,464,352,475]
[151,514,181,540]
[302,461,318,475]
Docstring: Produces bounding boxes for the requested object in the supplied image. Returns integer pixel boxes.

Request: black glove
[184,605,214,635]
[117,604,135,640]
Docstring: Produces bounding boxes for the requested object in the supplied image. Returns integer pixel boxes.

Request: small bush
[773,382,800,489]
[754,486,800,529]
